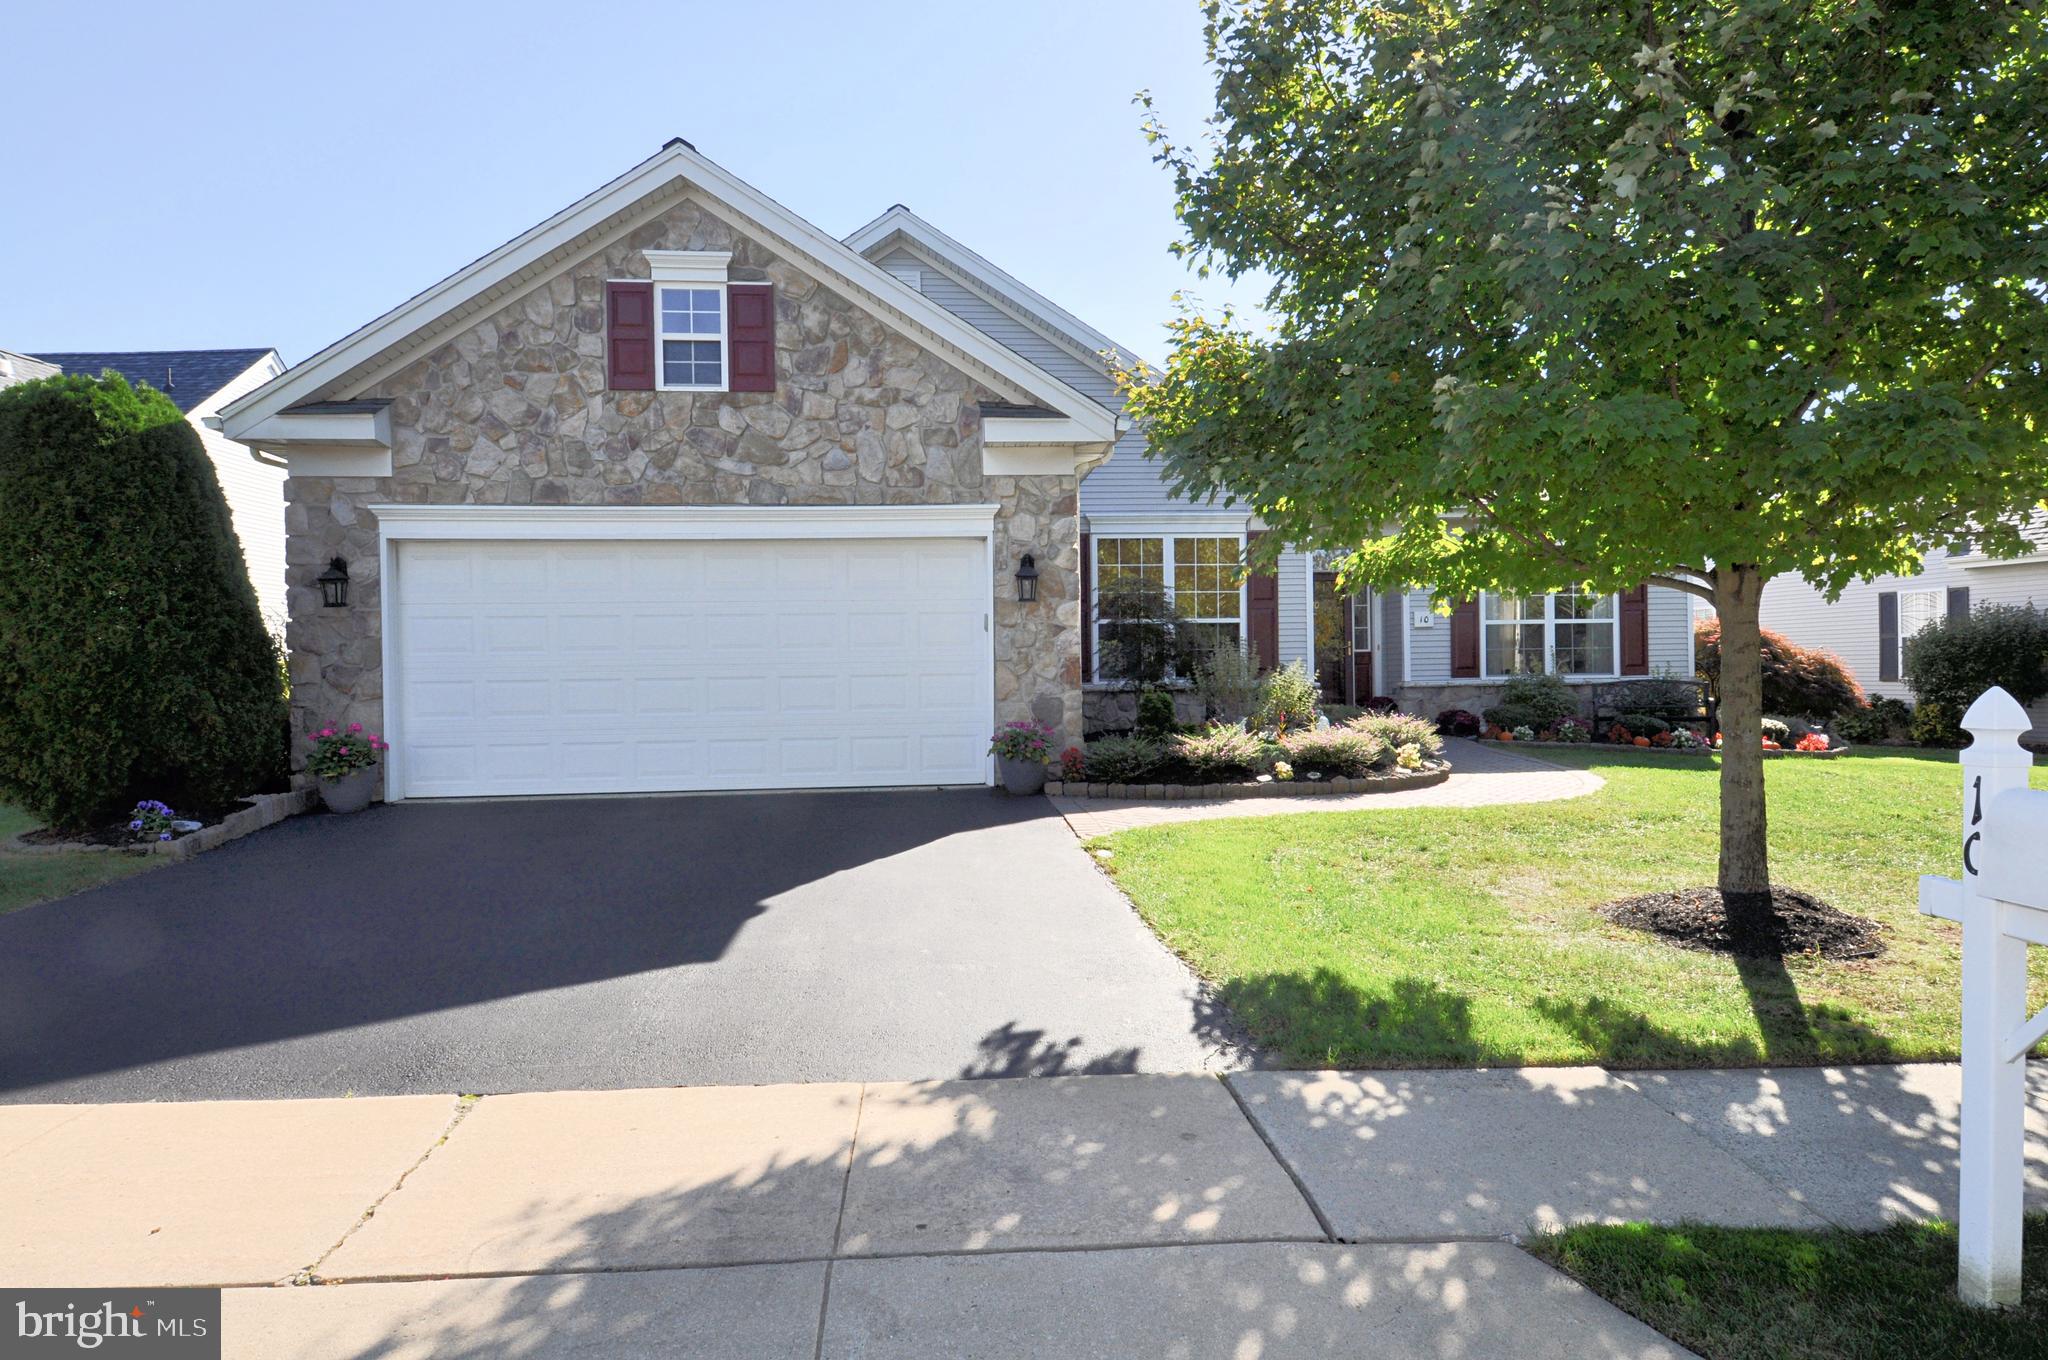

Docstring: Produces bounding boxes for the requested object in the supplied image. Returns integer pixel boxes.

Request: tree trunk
[1713,564,1771,907]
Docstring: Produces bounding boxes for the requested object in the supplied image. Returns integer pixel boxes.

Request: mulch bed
[1596,885,1886,960]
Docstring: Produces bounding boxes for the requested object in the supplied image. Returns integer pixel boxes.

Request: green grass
[1527,1216,2048,1360]
[0,802,159,915]
[1095,747,2048,1068]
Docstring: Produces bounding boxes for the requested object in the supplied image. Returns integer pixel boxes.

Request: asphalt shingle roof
[29,348,274,413]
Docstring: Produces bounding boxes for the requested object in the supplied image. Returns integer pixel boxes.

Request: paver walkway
[9,1061,2046,1357]
[1050,737,1604,838]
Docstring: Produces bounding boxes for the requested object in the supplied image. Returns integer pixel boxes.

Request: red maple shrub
[1695,617,1864,720]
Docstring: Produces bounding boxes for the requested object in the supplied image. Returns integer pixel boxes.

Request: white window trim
[1481,589,1622,680]
[1089,532,1248,683]
[654,280,728,393]
[644,249,732,283]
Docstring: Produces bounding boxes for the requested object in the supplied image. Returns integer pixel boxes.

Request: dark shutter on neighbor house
[1245,530,1280,672]
[1948,586,1972,621]
[1878,591,1900,681]
[1079,532,1093,682]
[1449,599,1480,678]
[606,282,654,390]
[727,283,776,392]
[1620,585,1650,675]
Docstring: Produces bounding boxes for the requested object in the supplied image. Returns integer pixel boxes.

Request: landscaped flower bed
[9,789,315,860]
[1046,763,1450,801]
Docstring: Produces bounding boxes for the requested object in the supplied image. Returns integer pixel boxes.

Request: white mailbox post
[1919,686,2048,1308]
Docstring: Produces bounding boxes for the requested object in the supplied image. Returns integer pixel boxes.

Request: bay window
[1482,586,1617,677]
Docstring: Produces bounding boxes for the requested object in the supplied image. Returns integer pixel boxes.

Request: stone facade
[1081,686,1207,735]
[283,197,1082,782]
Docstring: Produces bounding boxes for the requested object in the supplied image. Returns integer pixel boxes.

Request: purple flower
[128,820,142,830]
[158,832,171,842]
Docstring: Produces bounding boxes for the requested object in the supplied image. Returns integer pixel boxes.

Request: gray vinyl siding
[1275,549,1311,670]
[1757,526,2048,735]
[1406,591,1453,682]
[875,248,1197,517]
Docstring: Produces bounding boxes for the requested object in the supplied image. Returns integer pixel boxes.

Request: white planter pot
[319,764,380,814]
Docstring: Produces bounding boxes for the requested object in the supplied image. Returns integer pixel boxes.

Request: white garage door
[392,536,990,797]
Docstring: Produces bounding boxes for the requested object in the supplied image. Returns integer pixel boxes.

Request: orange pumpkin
[1633,736,1651,747]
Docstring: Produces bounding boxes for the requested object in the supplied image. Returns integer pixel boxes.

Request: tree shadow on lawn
[1214,962,1895,1071]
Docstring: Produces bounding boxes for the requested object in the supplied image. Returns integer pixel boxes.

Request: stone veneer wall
[283,197,1082,781]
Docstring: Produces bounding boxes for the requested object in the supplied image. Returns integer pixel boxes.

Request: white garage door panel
[394,538,989,797]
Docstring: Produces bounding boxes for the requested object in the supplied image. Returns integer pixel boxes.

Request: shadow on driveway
[0,789,1234,1102]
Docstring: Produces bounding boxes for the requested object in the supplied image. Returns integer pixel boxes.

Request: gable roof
[218,142,1119,446]
[842,205,1150,375]
[30,348,276,414]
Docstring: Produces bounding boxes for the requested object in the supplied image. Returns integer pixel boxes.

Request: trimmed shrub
[1495,672,1580,728]
[0,374,287,828]
[1603,677,1701,721]
[1910,700,1962,747]
[1832,696,1912,745]
[1280,725,1389,777]
[1482,702,1543,732]
[1902,603,2048,725]
[1136,688,1178,738]
[1255,659,1320,733]
[1695,617,1864,719]
[1617,713,1671,737]
[1170,722,1266,781]
[1436,707,1482,736]
[1083,735,1165,783]
[1346,711,1443,758]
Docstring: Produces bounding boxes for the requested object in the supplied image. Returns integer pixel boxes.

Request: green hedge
[0,373,287,828]
[1904,603,2048,732]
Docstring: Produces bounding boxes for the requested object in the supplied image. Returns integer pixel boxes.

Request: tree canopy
[1122,0,2048,606]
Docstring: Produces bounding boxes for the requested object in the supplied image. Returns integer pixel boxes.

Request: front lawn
[1094,748,2048,1068]
[1528,1216,2048,1360]
[0,802,159,915]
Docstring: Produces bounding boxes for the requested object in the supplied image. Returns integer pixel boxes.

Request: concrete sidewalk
[6,1063,2047,1357]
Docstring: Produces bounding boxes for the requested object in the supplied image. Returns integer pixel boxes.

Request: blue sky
[2,0,1269,368]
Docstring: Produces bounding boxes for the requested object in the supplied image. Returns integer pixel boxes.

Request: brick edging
[1045,764,1452,801]
[5,788,317,861]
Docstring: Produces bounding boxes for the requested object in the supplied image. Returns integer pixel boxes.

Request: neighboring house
[217,141,1117,800]
[0,349,61,390]
[845,207,1698,729]
[25,348,288,629]
[1757,514,2048,736]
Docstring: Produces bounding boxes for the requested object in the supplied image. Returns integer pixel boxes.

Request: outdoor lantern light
[1015,552,1039,603]
[318,557,350,609]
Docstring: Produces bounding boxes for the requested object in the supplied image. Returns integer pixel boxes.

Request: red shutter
[606,282,654,390]
[1245,530,1280,672]
[1620,585,1649,675]
[727,283,776,392]
[1449,599,1480,677]
[1079,532,1093,683]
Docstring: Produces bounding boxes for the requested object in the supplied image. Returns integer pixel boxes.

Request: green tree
[1122,0,2048,909]
[0,373,287,828]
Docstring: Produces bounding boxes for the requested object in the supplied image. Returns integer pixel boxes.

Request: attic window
[644,251,732,393]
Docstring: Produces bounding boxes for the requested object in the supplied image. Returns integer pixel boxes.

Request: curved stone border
[1045,764,1451,801]
[5,789,316,862]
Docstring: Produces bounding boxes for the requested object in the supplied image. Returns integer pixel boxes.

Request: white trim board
[219,145,1118,447]
[1085,512,1253,536]
[367,503,1002,541]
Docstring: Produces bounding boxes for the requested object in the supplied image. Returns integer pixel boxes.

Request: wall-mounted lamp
[1015,552,1039,603]
[318,557,351,609]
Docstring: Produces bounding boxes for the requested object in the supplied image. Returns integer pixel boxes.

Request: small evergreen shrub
[1280,725,1389,777]
[1083,735,1166,783]
[1135,688,1178,737]
[1482,702,1543,732]
[1695,618,1864,719]
[1170,722,1266,780]
[1832,697,1912,745]
[1603,677,1701,721]
[1496,672,1580,728]
[0,374,288,828]
[1346,711,1443,758]
[1903,603,2048,724]
[1617,713,1672,738]
[1255,660,1320,733]
[1910,700,1962,747]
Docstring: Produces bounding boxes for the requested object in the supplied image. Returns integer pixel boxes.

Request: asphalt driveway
[0,791,1240,1103]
